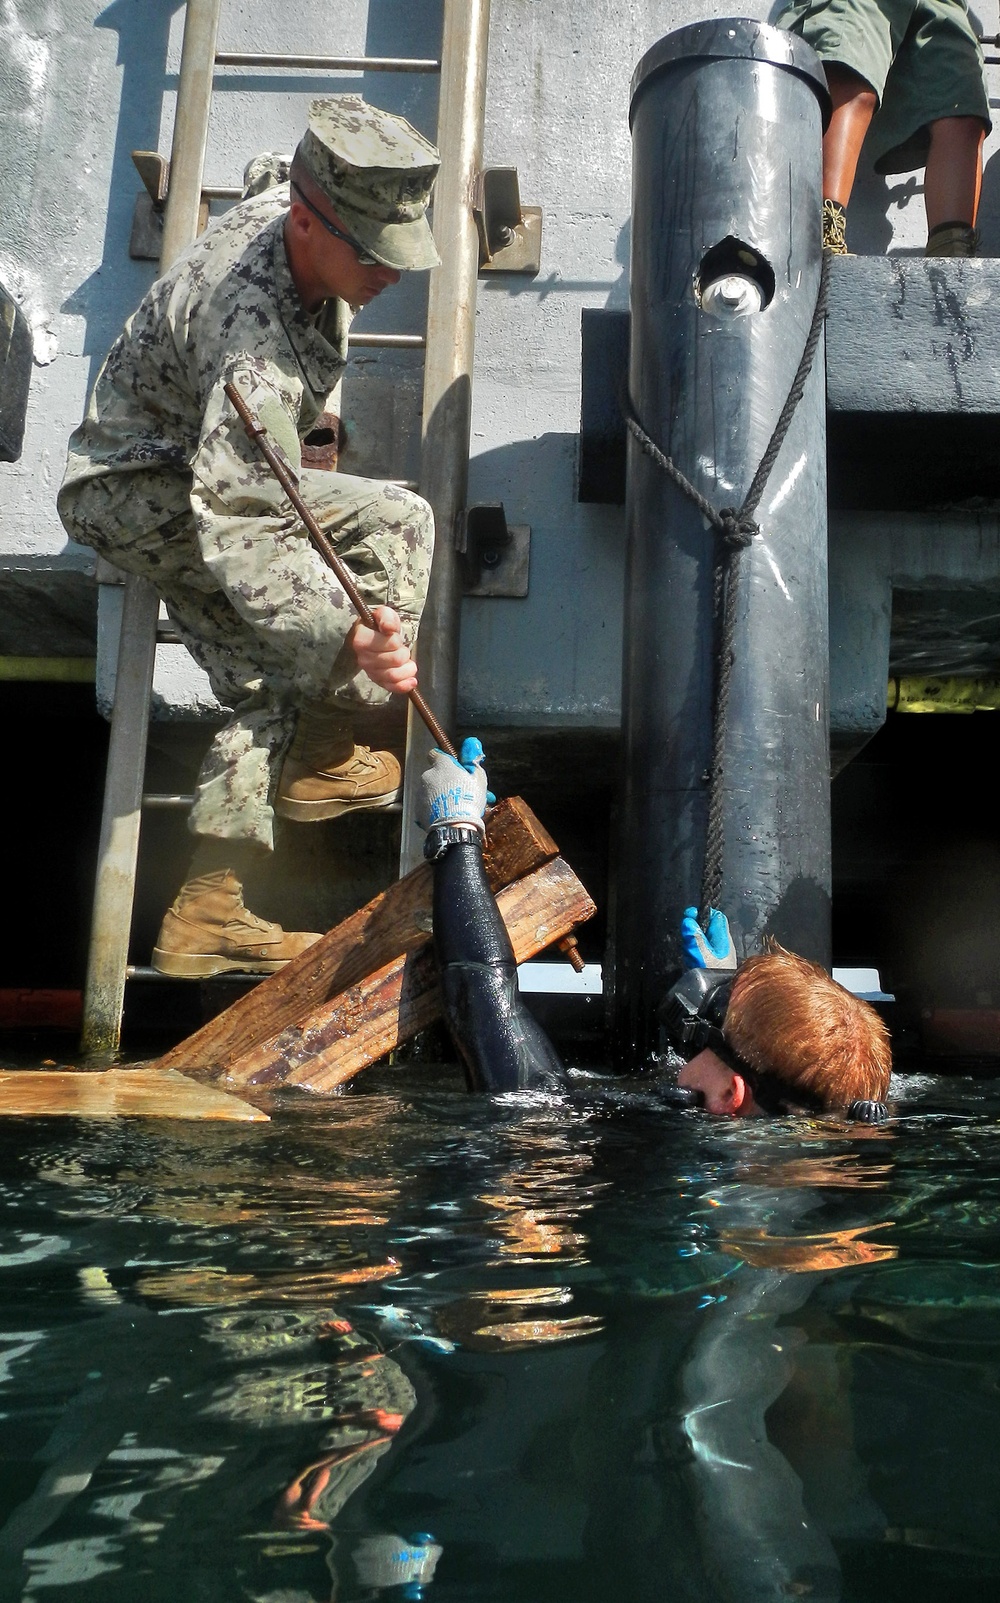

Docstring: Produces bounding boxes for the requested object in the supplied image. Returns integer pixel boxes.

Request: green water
[1,1064,999,1602]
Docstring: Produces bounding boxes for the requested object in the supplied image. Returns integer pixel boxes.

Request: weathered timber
[153,796,560,1080]
[0,1067,268,1121]
[215,855,596,1095]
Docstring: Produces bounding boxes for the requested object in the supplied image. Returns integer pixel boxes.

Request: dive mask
[654,969,736,1110]
[659,968,734,1061]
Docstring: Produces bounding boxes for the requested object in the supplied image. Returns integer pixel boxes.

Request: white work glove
[418,739,489,836]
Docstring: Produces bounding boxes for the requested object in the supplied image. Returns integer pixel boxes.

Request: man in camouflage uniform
[59,96,439,977]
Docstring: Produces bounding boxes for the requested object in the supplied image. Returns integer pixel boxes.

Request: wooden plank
[154,795,559,1081]
[0,1068,268,1121]
[215,855,596,1094]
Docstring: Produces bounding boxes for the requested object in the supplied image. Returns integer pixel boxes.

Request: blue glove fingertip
[706,909,729,945]
[458,736,486,774]
[680,906,735,969]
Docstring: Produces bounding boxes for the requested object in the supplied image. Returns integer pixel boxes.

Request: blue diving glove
[418,742,489,835]
[681,906,737,971]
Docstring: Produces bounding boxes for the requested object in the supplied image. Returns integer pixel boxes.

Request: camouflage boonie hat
[296,93,441,271]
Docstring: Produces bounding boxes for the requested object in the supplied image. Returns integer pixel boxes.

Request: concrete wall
[3,0,1000,718]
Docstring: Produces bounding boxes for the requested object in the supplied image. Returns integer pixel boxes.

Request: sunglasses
[290,182,378,265]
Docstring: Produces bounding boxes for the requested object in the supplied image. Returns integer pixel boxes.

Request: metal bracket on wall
[129,151,210,260]
[0,281,32,464]
[473,169,542,276]
[459,504,531,597]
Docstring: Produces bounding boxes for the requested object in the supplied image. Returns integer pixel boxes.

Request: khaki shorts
[771,0,991,170]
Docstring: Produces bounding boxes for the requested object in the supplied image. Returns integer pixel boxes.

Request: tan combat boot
[822,199,850,256]
[151,870,321,978]
[925,222,978,258]
[275,707,401,822]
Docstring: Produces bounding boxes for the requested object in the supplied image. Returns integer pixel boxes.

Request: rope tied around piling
[622,251,831,931]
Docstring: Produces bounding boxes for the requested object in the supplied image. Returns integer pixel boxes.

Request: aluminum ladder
[81,0,490,1055]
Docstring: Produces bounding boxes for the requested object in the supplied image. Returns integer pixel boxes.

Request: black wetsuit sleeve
[429,831,567,1094]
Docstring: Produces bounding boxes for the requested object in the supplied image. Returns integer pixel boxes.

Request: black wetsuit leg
[429,832,567,1093]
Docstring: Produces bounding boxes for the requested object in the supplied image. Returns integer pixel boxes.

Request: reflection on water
[1,1068,1000,1600]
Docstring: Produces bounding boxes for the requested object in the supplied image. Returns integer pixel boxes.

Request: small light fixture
[696,237,775,319]
[699,273,765,318]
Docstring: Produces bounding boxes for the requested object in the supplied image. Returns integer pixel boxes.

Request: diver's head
[663,945,892,1117]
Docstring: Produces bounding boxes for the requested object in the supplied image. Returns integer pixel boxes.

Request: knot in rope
[717,508,758,549]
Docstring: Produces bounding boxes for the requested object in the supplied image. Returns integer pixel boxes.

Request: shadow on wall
[462,430,624,722]
[847,158,912,255]
[817,145,1000,257]
[364,0,442,131]
[64,1,445,393]
[977,149,1000,255]
[60,1,185,389]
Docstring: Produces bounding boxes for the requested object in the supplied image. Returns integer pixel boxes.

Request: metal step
[125,965,260,983]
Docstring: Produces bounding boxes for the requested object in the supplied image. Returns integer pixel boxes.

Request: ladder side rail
[81,0,224,1055]
[160,0,224,269]
[80,576,159,1052]
[398,0,492,874]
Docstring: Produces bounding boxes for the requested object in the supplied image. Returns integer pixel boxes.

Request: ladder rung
[214,52,440,73]
[348,333,426,349]
[142,793,195,810]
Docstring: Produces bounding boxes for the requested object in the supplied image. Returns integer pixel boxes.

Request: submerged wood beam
[218,855,596,1094]
[153,796,560,1080]
[0,1067,268,1121]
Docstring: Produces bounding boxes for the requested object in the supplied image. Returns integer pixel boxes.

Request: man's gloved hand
[681,906,737,970]
[418,739,489,836]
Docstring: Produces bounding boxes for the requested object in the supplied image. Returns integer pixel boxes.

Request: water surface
[1,1064,998,1602]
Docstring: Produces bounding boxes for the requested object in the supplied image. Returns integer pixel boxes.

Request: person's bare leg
[823,65,879,205]
[924,115,984,230]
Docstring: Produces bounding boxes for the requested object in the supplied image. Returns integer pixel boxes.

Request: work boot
[925,222,978,258]
[151,870,321,978]
[822,199,850,256]
[276,707,401,821]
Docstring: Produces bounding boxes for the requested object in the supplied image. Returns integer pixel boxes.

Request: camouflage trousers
[61,468,434,849]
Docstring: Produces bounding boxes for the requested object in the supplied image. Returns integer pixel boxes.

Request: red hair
[724,944,891,1109]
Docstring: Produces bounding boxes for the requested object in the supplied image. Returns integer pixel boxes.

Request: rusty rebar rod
[225,380,456,758]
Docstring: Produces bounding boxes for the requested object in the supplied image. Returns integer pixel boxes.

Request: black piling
[612,19,833,1067]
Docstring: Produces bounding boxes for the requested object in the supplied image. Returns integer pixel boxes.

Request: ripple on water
[0,1066,999,1600]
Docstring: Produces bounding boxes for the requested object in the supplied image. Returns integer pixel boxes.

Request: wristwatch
[423,823,483,861]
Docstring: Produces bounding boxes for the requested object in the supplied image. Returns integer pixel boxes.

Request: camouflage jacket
[61,185,351,546]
